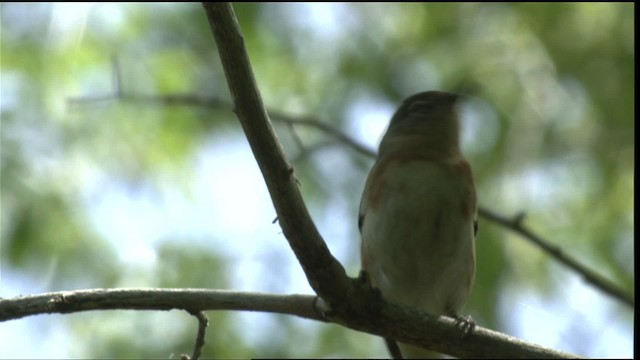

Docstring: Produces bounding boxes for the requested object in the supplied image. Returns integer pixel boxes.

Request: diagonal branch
[266,109,376,158]
[478,208,634,307]
[201,3,352,307]
[201,3,583,358]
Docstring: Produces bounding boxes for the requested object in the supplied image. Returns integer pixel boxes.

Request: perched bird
[358,91,477,358]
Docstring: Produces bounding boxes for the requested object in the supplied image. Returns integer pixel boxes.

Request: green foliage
[1,3,633,358]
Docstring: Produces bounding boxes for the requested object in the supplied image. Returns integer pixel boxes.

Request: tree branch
[478,208,634,307]
[201,3,352,307]
[67,93,376,158]
[0,288,581,358]
[185,311,209,360]
[0,288,322,323]
[200,3,583,358]
[267,109,376,158]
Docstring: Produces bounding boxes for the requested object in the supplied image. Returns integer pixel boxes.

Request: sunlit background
[0,3,634,358]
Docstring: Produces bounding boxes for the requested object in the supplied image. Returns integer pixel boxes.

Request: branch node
[287,166,301,186]
[184,310,209,360]
[312,296,334,320]
[513,211,527,226]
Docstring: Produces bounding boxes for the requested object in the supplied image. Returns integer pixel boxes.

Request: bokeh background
[0,3,634,358]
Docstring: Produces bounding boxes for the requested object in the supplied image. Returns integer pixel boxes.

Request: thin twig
[478,208,634,307]
[186,311,209,360]
[67,93,377,158]
[267,109,376,158]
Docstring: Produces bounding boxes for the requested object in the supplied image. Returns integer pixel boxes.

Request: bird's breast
[359,154,476,313]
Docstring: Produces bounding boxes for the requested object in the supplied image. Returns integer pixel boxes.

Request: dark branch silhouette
[0,288,581,358]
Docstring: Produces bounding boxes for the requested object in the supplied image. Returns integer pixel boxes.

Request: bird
[358,91,477,358]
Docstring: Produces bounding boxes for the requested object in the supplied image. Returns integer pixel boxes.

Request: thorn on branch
[288,166,301,186]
